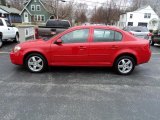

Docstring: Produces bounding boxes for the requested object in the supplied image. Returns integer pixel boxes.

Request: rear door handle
[79,46,87,49]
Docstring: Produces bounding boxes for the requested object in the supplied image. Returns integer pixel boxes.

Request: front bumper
[10,51,23,65]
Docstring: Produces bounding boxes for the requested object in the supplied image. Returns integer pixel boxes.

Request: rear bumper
[138,50,151,64]
[10,51,23,65]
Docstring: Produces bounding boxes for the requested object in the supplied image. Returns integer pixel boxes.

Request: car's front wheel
[25,53,48,73]
[114,56,135,75]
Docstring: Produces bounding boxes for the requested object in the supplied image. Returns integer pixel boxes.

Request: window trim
[31,5,35,11]
[34,15,45,21]
[93,28,123,42]
[130,14,133,19]
[36,5,41,11]
[144,13,151,18]
[60,28,90,44]
[41,15,45,21]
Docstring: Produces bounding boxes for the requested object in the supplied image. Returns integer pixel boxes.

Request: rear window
[130,27,148,32]
[46,20,71,28]
[0,19,3,26]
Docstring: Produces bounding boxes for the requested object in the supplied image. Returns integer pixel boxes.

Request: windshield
[130,27,149,32]
[42,32,61,41]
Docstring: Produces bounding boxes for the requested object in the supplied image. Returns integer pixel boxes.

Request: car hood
[18,39,47,47]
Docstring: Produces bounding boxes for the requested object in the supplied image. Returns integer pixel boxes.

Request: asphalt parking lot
[0,42,160,120]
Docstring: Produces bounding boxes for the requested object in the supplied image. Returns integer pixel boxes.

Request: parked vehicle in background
[10,25,151,75]
[123,26,152,40]
[0,18,19,48]
[150,30,160,46]
[35,19,71,39]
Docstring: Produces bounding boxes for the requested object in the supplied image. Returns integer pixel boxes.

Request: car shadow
[8,64,154,87]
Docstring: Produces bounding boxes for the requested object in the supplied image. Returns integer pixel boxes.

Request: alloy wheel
[118,58,133,74]
[28,56,44,72]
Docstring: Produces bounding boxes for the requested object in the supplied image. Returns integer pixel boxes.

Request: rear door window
[0,19,3,26]
[115,32,123,41]
[93,29,122,42]
[94,29,114,42]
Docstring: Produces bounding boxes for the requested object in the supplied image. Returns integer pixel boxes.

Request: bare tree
[90,0,124,25]
[74,3,88,24]
[7,0,25,10]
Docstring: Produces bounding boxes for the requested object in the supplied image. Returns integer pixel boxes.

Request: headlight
[14,46,21,53]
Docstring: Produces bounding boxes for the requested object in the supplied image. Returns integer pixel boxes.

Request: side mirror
[54,39,62,44]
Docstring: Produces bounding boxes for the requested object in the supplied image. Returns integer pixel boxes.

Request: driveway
[0,43,160,120]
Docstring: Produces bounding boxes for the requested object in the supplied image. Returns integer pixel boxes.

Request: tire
[114,56,135,75]
[150,40,154,46]
[14,33,19,43]
[0,36,3,48]
[25,53,48,73]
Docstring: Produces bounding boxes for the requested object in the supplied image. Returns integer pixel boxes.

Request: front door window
[61,29,89,43]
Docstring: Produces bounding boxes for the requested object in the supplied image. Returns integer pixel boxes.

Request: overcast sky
[71,0,130,9]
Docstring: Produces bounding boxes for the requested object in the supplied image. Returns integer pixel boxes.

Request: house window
[128,22,133,26]
[36,5,41,11]
[31,5,35,11]
[34,15,45,22]
[144,13,151,18]
[41,15,45,21]
[34,15,37,21]
[130,14,133,18]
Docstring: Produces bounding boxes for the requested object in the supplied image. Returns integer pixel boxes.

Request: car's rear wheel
[0,37,3,48]
[114,56,135,75]
[150,39,154,46]
[25,53,48,73]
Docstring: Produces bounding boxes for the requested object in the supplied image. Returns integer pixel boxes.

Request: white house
[118,5,159,29]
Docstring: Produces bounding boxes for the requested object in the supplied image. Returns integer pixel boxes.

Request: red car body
[10,26,151,74]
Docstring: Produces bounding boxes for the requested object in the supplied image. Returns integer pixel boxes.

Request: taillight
[35,28,39,39]
[147,33,152,36]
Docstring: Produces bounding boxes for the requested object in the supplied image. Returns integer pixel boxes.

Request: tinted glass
[129,27,148,32]
[61,29,89,43]
[94,29,114,42]
[115,32,122,41]
[5,20,11,27]
[0,19,3,26]
[46,20,71,28]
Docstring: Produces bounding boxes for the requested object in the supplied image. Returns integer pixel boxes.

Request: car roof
[71,25,121,30]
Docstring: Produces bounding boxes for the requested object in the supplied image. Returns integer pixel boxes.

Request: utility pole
[56,0,66,19]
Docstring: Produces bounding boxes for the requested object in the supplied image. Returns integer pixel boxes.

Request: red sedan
[10,26,151,75]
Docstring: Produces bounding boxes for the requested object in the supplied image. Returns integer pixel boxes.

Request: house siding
[118,6,159,29]
[21,0,51,23]
[21,10,32,23]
